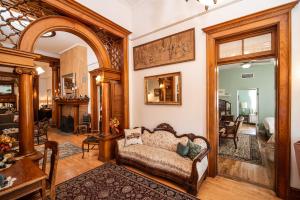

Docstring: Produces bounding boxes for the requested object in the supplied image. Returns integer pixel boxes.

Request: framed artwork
[134,28,195,70]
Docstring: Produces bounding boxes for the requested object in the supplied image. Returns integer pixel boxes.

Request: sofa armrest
[189,137,210,185]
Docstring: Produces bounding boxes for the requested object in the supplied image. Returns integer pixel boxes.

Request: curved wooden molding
[18,15,111,69]
[42,0,131,38]
[0,47,40,68]
[203,1,299,34]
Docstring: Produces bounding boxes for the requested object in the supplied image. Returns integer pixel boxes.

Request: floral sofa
[116,123,210,195]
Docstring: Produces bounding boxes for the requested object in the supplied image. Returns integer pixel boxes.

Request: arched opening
[18,16,111,69]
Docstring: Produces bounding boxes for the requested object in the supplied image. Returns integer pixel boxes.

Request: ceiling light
[241,63,251,69]
[42,31,56,38]
[185,0,217,10]
[36,66,45,75]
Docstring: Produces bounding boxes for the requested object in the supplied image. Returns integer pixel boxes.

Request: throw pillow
[176,142,189,157]
[124,128,143,147]
[187,139,202,160]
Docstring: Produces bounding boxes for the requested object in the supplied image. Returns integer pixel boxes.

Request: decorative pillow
[176,142,189,157]
[187,139,202,160]
[124,128,143,147]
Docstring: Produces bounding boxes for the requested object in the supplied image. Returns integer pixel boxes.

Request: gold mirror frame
[144,72,182,105]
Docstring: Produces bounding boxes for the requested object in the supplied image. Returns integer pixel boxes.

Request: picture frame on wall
[133,28,195,70]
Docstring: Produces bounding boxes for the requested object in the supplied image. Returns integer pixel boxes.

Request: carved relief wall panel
[133,28,195,70]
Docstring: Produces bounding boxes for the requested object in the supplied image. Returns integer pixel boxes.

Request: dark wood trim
[42,0,131,38]
[203,2,298,199]
[116,123,210,195]
[288,187,300,200]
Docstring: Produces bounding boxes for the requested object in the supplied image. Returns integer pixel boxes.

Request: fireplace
[60,115,74,133]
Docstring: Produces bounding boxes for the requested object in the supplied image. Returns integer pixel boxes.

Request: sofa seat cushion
[118,141,192,178]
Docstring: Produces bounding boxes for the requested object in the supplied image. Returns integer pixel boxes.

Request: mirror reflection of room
[218,58,276,189]
[145,72,181,105]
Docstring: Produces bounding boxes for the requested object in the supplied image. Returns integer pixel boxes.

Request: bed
[264,117,275,162]
[263,117,275,137]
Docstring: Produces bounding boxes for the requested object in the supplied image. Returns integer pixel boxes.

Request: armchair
[219,116,244,149]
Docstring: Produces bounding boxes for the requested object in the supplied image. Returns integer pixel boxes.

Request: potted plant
[109,117,120,135]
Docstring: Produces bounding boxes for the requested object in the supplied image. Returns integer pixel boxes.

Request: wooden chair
[82,130,100,158]
[21,141,59,200]
[219,116,244,149]
[34,120,49,145]
[42,141,59,200]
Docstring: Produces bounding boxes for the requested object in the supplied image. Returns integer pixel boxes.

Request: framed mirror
[145,72,181,105]
[62,73,76,96]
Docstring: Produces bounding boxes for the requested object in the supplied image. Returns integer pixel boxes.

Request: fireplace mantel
[55,98,89,105]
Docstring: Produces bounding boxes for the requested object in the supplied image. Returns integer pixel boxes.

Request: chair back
[234,116,244,138]
[42,141,59,193]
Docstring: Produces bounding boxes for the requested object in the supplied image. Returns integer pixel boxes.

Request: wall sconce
[96,75,103,84]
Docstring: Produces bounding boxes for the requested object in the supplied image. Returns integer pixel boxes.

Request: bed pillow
[176,142,189,157]
[124,128,143,147]
[187,139,202,160]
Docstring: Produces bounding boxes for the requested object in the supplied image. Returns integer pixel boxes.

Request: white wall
[128,0,300,189]
[75,0,133,31]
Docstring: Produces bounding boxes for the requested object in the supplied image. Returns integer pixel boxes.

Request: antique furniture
[38,107,52,121]
[133,29,195,70]
[219,99,231,118]
[99,132,123,162]
[145,72,182,105]
[55,98,89,133]
[82,130,100,158]
[76,114,91,135]
[239,114,250,124]
[219,116,244,149]
[34,120,49,145]
[116,123,210,195]
[0,113,18,131]
[0,158,47,200]
[41,141,59,200]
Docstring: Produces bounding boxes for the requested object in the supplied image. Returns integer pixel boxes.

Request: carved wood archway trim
[18,15,111,69]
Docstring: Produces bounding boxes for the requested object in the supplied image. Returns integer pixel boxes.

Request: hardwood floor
[45,128,279,200]
[218,124,275,189]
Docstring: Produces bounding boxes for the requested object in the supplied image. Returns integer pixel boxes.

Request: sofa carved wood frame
[116,123,211,195]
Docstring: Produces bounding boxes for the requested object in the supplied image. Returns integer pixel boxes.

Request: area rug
[55,162,199,200]
[35,142,82,162]
[219,134,263,165]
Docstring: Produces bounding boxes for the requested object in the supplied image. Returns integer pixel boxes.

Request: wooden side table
[0,158,47,200]
[98,133,122,162]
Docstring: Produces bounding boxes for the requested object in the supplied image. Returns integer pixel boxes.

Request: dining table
[0,157,47,200]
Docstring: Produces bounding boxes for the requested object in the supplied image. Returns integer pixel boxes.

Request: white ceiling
[123,0,144,7]
[34,31,89,57]
[219,58,276,70]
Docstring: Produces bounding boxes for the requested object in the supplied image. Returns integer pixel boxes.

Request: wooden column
[15,68,35,156]
[33,75,39,121]
[101,81,111,135]
[90,76,98,130]
[51,65,59,127]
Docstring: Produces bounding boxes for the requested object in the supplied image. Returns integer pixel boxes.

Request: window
[218,30,275,63]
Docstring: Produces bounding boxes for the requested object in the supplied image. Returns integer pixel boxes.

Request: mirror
[62,73,76,96]
[145,72,181,105]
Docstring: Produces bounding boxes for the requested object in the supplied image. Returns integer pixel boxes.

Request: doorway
[218,59,276,189]
[203,2,297,198]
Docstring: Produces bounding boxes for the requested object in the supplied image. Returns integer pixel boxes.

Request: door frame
[203,2,298,199]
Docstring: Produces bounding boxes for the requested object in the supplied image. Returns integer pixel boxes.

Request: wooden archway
[18,15,111,68]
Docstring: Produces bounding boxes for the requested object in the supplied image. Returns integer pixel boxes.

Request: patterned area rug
[55,162,198,200]
[219,134,262,165]
[35,142,82,162]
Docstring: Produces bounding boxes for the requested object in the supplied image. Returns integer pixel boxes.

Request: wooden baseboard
[289,187,300,200]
